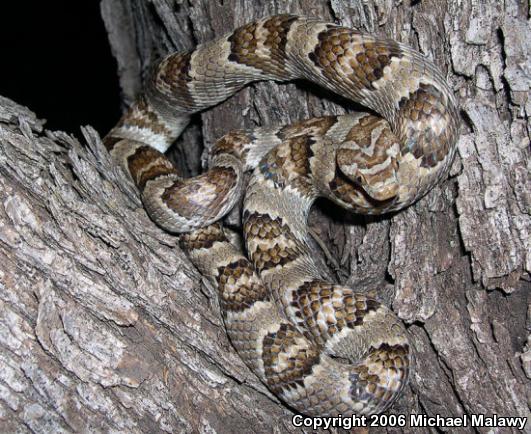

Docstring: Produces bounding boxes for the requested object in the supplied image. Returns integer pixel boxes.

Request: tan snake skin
[104,15,459,416]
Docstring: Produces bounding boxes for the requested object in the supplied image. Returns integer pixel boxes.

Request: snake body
[104,15,459,416]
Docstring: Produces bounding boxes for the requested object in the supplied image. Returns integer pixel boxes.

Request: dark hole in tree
[0,2,121,135]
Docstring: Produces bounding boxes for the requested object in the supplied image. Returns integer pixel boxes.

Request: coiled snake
[104,15,459,416]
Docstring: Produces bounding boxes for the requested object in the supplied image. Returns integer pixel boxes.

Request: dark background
[0,2,121,135]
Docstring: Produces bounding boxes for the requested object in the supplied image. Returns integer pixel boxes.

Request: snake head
[336,141,400,202]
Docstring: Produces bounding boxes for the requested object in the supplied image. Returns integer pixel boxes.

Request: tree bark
[0,0,529,433]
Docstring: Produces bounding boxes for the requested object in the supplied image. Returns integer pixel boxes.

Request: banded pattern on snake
[104,15,459,416]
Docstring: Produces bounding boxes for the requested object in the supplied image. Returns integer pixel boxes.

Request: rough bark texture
[0,0,529,433]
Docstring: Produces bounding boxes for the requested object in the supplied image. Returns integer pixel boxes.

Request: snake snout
[336,147,400,202]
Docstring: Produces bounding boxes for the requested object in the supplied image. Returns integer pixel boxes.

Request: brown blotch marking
[211,130,252,161]
[262,323,321,393]
[117,95,174,139]
[278,116,338,141]
[262,15,298,63]
[127,146,178,191]
[344,114,386,147]
[179,224,226,251]
[397,83,457,168]
[243,212,301,271]
[292,280,381,338]
[309,27,402,90]
[102,135,122,151]
[228,15,297,76]
[349,343,410,409]
[161,167,238,220]
[228,21,259,64]
[275,135,314,178]
[258,134,316,190]
[217,258,269,312]
[154,51,195,106]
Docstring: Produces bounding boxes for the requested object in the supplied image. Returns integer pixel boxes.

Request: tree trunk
[0,0,529,433]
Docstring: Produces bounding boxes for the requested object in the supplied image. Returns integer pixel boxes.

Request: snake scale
[104,15,459,416]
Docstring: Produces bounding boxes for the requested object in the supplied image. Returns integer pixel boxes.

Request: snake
[103,15,459,416]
